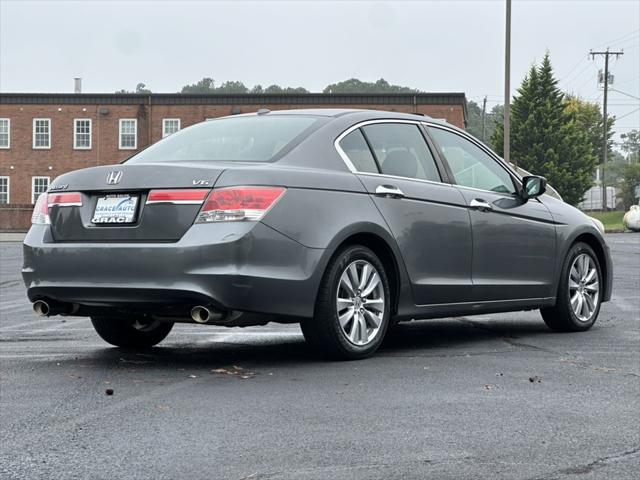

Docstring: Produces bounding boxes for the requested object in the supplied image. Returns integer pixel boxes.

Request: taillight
[195,186,286,223]
[48,192,82,207]
[31,193,50,225]
[147,189,209,205]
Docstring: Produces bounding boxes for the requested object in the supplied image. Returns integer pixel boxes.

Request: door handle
[470,198,493,212]
[375,185,405,199]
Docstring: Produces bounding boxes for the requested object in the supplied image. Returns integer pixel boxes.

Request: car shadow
[381,318,552,353]
[71,317,555,370]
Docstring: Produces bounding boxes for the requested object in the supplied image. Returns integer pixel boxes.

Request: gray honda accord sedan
[23,109,612,359]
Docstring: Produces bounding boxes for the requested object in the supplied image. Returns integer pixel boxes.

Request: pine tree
[492,53,598,205]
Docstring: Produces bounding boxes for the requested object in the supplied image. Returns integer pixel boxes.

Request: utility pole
[481,96,487,143]
[589,47,623,212]
[504,0,512,166]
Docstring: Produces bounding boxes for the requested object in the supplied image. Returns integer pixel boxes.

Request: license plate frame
[92,194,139,225]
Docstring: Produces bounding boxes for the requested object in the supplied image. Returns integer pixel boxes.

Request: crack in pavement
[458,317,640,379]
[526,446,640,479]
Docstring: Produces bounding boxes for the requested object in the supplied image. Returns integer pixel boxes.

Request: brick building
[0,92,467,230]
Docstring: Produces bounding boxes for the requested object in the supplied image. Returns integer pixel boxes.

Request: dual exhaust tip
[33,299,70,317]
[190,305,225,324]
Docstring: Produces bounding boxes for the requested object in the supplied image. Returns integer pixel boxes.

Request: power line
[614,108,640,121]
[559,62,593,88]
[558,57,588,83]
[610,89,640,101]
[592,28,639,50]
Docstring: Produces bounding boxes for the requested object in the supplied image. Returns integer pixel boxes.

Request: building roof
[0,91,466,106]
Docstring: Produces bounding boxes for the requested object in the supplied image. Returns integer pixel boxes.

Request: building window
[119,119,137,149]
[74,118,92,149]
[32,176,49,204]
[162,118,181,137]
[0,119,9,149]
[0,177,9,204]
[33,118,51,149]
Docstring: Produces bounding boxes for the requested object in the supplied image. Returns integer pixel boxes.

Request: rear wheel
[301,245,391,360]
[91,316,174,348]
[541,242,602,332]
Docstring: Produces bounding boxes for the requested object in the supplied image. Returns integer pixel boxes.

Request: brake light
[31,193,50,225]
[195,186,286,223]
[48,192,82,207]
[147,189,209,205]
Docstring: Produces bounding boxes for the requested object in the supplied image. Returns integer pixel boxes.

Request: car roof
[236,108,447,124]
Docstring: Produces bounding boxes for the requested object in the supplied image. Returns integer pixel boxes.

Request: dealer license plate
[92,194,139,224]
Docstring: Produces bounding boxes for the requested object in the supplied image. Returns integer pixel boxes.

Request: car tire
[301,245,391,360]
[541,242,602,332]
[90,316,174,348]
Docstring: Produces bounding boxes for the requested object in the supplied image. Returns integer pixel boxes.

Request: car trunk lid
[47,162,223,242]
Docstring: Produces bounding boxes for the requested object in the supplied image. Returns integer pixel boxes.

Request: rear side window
[127,115,320,163]
[362,123,441,182]
[338,129,379,173]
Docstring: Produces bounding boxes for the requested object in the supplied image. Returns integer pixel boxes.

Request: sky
[0,0,638,138]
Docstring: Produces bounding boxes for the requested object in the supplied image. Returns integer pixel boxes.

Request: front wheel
[301,245,391,360]
[541,242,602,332]
[91,316,174,348]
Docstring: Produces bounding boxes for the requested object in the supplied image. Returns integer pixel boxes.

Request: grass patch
[587,211,625,232]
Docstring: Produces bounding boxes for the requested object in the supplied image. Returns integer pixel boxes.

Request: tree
[564,95,615,166]
[613,163,640,209]
[620,129,640,164]
[214,81,249,94]
[180,77,216,93]
[135,83,152,94]
[115,82,152,94]
[466,100,501,146]
[492,54,598,205]
[180,78,308,94]
[263,84,309,94]
[323,78,420,94]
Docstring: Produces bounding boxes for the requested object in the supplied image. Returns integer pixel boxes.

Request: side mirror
[521,175,547,201]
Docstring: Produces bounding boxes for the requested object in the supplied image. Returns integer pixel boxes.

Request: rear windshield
[126,115,320,163]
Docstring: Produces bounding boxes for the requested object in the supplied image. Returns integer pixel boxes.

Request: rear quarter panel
[216,165,416,318]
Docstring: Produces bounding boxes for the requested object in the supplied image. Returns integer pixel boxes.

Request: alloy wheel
[568,253,600,322]
[336,260,385,346]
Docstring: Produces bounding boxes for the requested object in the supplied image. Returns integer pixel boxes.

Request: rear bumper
[22,222,326,319]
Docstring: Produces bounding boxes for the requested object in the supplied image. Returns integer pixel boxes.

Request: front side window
[338,129,379,173]
[127,115,320,164]
[0,177,9,203]
[162,118,181,137]
[0,119,9,148]
[119,119,137,149]
[74,119,92,149]
[427,127,516,195]
[32,176,49,204]
[33,119,51,149]
[362,123,441,182]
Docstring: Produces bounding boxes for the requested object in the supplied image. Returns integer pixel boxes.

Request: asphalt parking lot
[0,234,638,480]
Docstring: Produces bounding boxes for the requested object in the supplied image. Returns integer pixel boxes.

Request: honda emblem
[106,171,123,185]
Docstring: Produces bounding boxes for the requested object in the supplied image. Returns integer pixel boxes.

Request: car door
[336,121,473,305]
[426,124,556,302]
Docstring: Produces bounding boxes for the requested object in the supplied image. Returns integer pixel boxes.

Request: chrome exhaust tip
[191,305,213,323]
[190,305,226,324]
[33,300,50,317]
